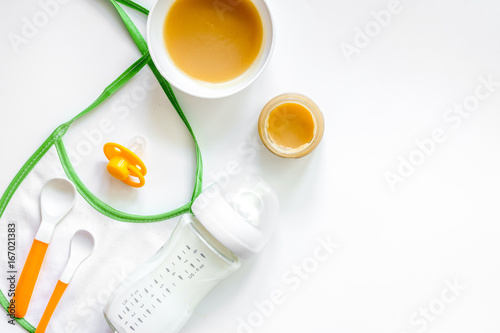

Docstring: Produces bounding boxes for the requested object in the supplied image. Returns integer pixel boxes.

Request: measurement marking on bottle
[186,245,191,250]
[200,253,206,258]
[191,263,195,268]
[146,309,151,315]
[166,288,170,293]
[193,249,198,254]
[178,275,183,280]
[177,255,182,260]
[138,318,143,324]
[157,298,162,303]
[166,267,170,272]
[154,279,158,284]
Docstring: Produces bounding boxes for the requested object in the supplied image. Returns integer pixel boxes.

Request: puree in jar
[164,0,264,83]
[267,103,315,150]
[259,94,324,158]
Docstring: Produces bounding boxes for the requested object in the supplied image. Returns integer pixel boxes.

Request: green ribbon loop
[108,0,203,203]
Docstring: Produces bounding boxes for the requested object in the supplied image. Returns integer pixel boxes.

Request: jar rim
[258,93,325,158]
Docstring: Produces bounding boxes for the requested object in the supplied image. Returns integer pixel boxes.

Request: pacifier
[104,136,148,188]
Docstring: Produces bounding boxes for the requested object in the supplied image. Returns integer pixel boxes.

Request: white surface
[1,0,500,332]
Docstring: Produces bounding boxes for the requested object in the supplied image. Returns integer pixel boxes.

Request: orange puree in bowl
[164,0,263,83]
[267,103,315,149]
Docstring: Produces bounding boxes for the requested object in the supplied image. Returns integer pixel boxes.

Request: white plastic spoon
[36,230,95,333]
[14,178,77,318]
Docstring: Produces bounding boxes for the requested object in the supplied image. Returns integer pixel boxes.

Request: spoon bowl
[60,230,95,283]
[40,178,77,222]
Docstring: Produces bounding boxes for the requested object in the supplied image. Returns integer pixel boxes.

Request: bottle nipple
[103,136,148,188]
[128,135,147,157]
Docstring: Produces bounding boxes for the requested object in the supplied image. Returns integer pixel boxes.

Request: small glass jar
[258,93,325,158]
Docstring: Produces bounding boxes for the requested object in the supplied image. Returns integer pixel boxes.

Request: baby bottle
[104,173,279,333]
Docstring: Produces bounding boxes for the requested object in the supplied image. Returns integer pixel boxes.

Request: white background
[1,0,500,332]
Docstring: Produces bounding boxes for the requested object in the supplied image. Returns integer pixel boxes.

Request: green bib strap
[1,1,203,224]
[108,0,203,204]
[115,0,149,15]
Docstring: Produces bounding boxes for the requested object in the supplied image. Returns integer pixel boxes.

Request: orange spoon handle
[13,239,49,318]
[35,280,68,333]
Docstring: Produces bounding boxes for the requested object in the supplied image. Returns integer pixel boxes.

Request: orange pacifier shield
[104,143,147,188]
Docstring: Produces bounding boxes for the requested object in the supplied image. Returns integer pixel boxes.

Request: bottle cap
[191,173,279,259]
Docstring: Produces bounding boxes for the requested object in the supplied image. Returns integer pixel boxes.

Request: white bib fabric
[0,146,179,332]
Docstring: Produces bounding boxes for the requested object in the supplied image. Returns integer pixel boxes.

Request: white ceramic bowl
[147,0,275,99]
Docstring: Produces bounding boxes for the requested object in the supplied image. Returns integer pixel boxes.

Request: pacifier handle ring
[123,164,146,188]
